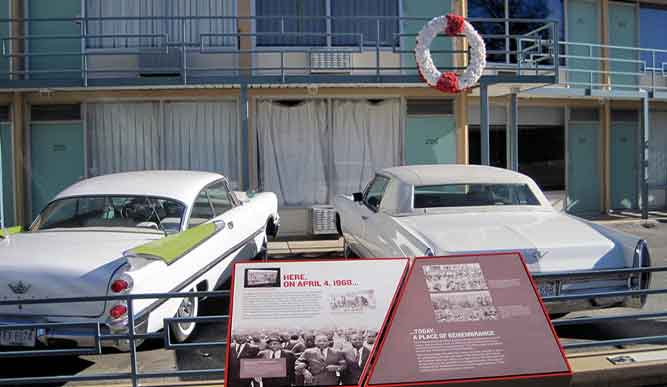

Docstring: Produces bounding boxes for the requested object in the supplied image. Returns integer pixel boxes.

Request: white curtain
[332,99,400,195]
[87,101,240,186]
[88,103,162,175]
[85,0,237,49]
[163,101,240,185]
[257,100,329,206]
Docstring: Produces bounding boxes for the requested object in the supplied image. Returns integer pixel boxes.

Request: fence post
[127,296,139,387]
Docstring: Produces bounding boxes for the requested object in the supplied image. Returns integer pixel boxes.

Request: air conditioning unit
[138,47,182,77]
[310,205,339,235]
[310,51,352,73]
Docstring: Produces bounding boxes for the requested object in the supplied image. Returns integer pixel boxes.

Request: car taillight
[111,279,129,293]
[109,304,128,319]
[109,266,133,294]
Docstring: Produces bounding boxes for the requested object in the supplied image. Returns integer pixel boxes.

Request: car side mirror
[353,192,363,202]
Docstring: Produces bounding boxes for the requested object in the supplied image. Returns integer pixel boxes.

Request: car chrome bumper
[538,275,646,315]
[0,316,148,351]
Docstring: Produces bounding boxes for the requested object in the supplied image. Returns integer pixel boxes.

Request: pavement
[2,218,667,387]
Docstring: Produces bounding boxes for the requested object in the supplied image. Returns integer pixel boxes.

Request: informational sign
[226,259,408,387]
[366,253,571,387]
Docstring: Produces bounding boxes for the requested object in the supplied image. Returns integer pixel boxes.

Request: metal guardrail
[0,15,559,87]
[0,15,662,93]
[534,265,667,350]
[0,289,230,386]
[0,266,666,385]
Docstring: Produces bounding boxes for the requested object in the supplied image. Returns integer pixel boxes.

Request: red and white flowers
[415,14,486,93]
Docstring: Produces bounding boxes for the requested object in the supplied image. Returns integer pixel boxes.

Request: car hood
[0,230,162,317]
[395,209,624,272]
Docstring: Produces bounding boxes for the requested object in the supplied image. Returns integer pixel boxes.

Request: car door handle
[213,220,227,229]
[361,215,369,221]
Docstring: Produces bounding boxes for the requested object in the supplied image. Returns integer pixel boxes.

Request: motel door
[610,114,638,210]
[30,122,85,219]
[567,120,601,214]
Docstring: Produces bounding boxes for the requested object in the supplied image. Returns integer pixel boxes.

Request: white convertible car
[0,171,279,350]
[335,165,651,316]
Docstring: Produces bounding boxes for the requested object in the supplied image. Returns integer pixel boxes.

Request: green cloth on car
[128,223,216,264]
[0,225,23,237]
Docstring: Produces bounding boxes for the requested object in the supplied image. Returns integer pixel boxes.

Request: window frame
[253,0,400,48]
[362,174,391,212]
[188,187,217,229]
[206,178,240,217]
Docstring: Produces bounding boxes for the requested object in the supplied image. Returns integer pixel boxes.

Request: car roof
[54,170,224,205]
[379,164,534,186]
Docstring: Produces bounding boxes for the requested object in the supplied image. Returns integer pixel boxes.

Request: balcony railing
[0,15,560,88]
[0,15,663,94]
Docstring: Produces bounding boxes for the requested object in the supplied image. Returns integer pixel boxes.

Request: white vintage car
[335,165,651,316]
[0,171,279,350]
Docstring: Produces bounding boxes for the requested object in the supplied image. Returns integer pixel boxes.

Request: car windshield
[413,183,541,208]
[32,196,186,233]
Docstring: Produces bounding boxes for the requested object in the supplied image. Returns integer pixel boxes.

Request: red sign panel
[366,253,571,387]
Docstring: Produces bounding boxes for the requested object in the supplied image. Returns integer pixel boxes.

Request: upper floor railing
[0,15,664,94]
[0,15,560,88]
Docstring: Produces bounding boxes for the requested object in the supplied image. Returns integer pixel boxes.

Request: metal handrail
[0,265,665,383]
[0,15,559,87]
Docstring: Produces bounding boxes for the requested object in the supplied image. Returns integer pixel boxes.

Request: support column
[508,92,519,171]
[240,83,250,191]
[600,0,610,88]
[455,93,468,164]
[480,81,490,165]
[640,92,650,220]
[11,92,24,226]
[10,0,24,80]
[238,0,252,77]
[453,0,468,165]
[601,100,611,212]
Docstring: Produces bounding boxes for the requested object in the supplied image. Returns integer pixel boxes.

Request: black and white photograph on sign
[422,263,488,292]
[430,291,498,323]
[227,260,407,387]
[329,290,376,313]
[245,268,281,288]
[230,327,377,386]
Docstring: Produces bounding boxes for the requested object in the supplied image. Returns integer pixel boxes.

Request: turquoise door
[611,121,638,209]
[567,121,600,214]
[608,2,638,88]
[401,0,453,74]
[567,0,600,87]
[30,123,84,218]
[0,123,13,226]
[28,0,81,80]
[405,115,457,165]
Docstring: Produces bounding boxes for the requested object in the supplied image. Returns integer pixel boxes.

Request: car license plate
[537,281,559,298]
[0,328,36,347]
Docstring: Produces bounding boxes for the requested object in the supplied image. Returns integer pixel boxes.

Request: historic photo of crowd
[422,263,488,292]
[228,328,377,387]
[429,291,498,323]
[328,290,376,313]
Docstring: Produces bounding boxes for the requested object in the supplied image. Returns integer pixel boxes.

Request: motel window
[640,5,667,71]
[256,0,399,47]
[468,0,564,63]
[85,0,238,49]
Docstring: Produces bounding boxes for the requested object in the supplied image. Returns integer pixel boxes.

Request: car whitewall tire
[171,289,198,343]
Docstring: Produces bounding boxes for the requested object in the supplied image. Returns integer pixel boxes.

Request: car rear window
[32,196,186,233]
[413,184,541,208]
